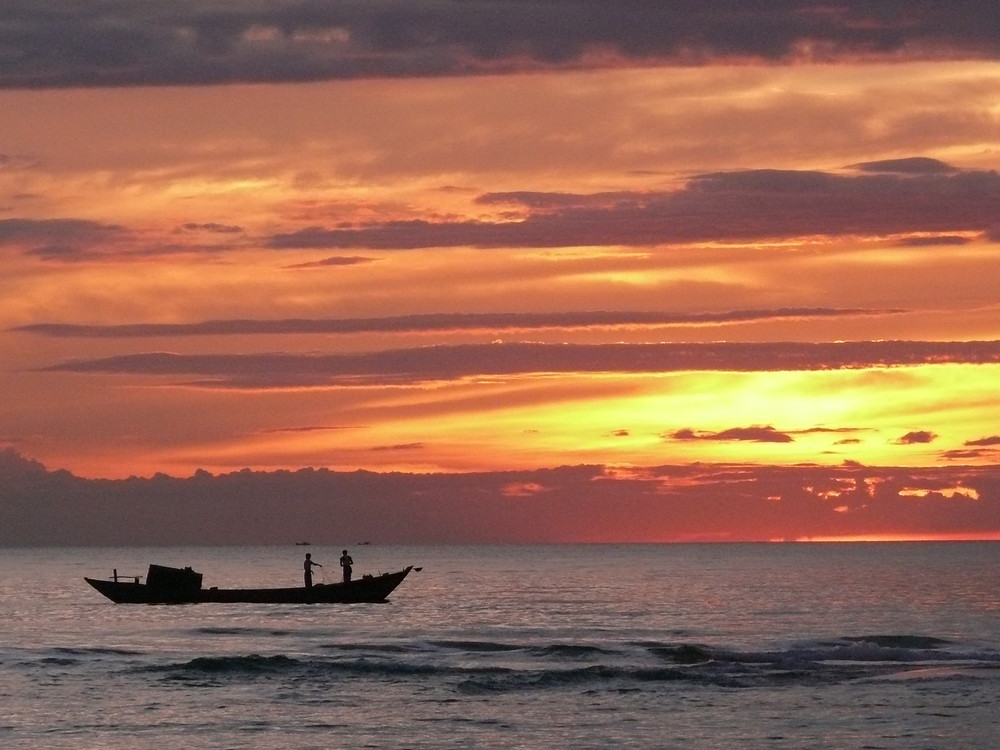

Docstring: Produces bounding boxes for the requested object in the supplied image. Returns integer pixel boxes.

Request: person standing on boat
[303,553,322,588]
[340,549,354,583]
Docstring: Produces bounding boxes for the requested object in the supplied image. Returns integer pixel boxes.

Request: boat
[85,563,416,604]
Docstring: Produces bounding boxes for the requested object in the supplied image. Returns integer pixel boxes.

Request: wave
[143,654,303,678]
[3,645,145,670]
[715,635,998,668]
[427,639,525,653]
[138,653,506,679]
[191,626,295,637]
[842,634,951,649]
[321,642,413,653]
[131,634,1000,691]
[50,646,144,656]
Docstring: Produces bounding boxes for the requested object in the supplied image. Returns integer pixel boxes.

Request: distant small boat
[85,563,415,605]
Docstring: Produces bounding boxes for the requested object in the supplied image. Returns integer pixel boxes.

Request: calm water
[1,543,997,749]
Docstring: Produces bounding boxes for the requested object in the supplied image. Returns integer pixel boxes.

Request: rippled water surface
[1,543,997,748]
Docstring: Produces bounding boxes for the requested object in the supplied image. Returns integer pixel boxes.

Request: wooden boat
[85,563,415,604]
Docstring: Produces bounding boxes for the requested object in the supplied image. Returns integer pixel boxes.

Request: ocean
[1,543,997,749]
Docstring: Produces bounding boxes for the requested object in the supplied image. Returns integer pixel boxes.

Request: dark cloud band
[38,340,1000,387]
[4,2,1000,89]
[267,164,1000,251]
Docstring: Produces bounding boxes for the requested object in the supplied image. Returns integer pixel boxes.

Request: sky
[2,1,1000,544]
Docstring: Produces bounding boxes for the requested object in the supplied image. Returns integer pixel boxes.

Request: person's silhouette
[339,549,354,583]
[303,553,322,588]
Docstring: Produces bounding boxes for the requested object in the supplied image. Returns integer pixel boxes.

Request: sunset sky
[2,2,999,543]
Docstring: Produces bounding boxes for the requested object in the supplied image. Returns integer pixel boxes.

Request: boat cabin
[145,564,203,592]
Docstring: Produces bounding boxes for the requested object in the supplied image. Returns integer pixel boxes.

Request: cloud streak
[37,340,1000,387]
[12,308,900,338]
[6,2,1000,89]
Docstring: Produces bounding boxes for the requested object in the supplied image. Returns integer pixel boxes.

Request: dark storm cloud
[4,1,1000,89]
[12,307,898,338]
[266,164,1000,250]
[36,340,1000,388]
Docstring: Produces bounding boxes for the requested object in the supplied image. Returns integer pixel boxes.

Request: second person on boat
[340,549,353,583]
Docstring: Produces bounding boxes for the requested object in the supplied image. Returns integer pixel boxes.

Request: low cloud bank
[2,450,996,546]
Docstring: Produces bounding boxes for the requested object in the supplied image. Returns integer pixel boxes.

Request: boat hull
[85,566,413,604]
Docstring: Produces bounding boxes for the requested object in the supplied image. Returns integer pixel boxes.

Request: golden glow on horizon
[791,533,1000,542]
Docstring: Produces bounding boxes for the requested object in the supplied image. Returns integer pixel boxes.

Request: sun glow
[145,364,1000,475]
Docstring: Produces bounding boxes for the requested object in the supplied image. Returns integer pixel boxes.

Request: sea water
[0,543,997,749]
